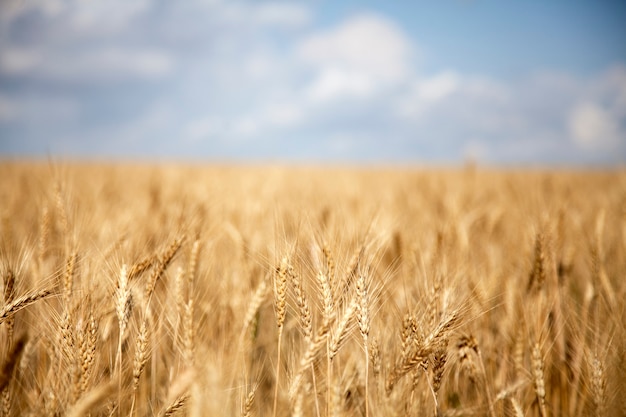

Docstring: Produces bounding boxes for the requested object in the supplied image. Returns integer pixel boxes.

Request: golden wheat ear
[272,256,288,417]
[0,289,54,324]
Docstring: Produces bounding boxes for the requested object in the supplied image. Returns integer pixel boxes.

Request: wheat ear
[145,237,184,302]
[187,239,200,298]
[317,269,335,412]
[356,274,370,417]
[132,319,149,392]
[431,342,447,413]
[386,312,457,394]
[128,255,153,281]
[63,251,78,303]
[242,383,257,417]
[115,264,131,412]
[78,309,98,396]
[130,316,149,416]
[531,342,547,417]
[160,395,189,417]
[329,299,358,360]
[182,299,194,366]
[272,257,288,417]
[2,269,15,340]
[317,271,335,332]
[590,352,607,417]
[242,276,270,338]
[288,264,312,342]
[115,264,131,353]
[510,397,524,417]
[0,288,53,324]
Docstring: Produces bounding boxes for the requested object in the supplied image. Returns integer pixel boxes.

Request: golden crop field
[0,161,624,417]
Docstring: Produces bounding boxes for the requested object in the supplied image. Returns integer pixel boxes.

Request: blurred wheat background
[0,161,624,416]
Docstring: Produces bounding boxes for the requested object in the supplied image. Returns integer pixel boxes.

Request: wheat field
[0,161,624,416]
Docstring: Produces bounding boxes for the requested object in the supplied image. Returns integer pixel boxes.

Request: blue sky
[1,0,625,164]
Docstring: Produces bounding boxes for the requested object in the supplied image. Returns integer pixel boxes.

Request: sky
[0,0,625,165]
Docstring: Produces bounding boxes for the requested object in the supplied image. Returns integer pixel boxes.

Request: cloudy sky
[0,0,625,164]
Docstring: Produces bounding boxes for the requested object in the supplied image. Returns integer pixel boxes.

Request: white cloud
[565,66,626,151]
[398,72,508,122]
[305,68,376,102]
[263,103,303,127]
[244,53,276,79]
[569,102,621,149]
[415,71,460,102]
[232,117,259,136]
[297,13,411,80]
[297,13,412,101]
